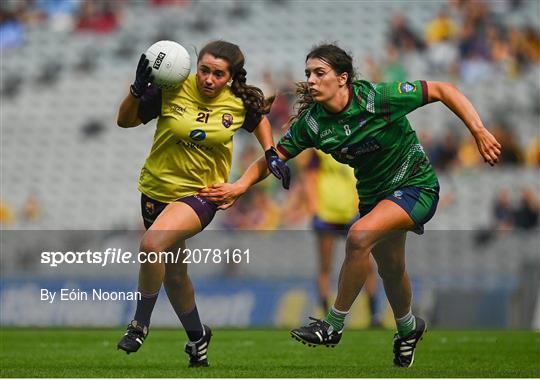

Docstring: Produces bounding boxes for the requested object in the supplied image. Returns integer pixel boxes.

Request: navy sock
[134,291,159,327]
[179,305,204,342]
[369,295,377,317]
[320,296,329,312]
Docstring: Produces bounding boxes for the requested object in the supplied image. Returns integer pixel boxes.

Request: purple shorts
[141,193,217,230]
[312,215,359,235]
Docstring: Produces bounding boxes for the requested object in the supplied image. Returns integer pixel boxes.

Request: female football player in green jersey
[115,40,290,367]
[198,44,501,368]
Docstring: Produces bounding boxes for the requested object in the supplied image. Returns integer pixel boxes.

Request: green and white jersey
[277,80,439,205]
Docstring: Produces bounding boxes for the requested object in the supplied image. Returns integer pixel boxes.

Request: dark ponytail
[198,40,274,116]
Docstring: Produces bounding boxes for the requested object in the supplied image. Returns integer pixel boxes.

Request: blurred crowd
[372,0,540,82]
[492,186,539,231]
[473,184,539,245]
[0,0,189,40]
[1,0,122,42]
[2,0,539,80]
[0,195,41,227]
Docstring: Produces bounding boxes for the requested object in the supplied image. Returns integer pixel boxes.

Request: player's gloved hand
[265,147,291,190]
[130,54,153,98]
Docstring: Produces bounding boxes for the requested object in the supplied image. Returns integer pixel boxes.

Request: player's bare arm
[117,91,142,128]
[198,148,289,209]
[253,116,274,151]
[427,81,502,166]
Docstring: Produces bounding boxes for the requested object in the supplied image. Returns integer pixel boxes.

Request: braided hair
[198,40,274,117]
[288,44,356,127]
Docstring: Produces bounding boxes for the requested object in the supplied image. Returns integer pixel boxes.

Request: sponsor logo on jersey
[393,190,403,199]
[145,201,155,215]
[337,137,381,160]
[189,129,206,141]
[171,104,186,117]
[398,82,416,93]
[176,140,213,152]
[153,52,166,69]
[320,128,333,138]
[198,106,211,112]
[222,113,233,128]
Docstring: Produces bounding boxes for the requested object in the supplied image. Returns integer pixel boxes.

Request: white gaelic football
[144,40,191,89]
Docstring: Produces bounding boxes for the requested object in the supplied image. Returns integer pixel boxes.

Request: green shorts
[359,186,440,234]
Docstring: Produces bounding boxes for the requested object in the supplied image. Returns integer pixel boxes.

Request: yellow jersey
[137,74,258,202]
[313,150,358,224]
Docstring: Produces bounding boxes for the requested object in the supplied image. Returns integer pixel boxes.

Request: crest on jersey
[145,201,155,215]
[222,113,233,128]
[398,82,416,93]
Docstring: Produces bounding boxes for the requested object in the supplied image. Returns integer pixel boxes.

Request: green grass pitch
[1,328,538,377]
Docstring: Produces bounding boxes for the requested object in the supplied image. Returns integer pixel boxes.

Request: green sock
[325,307,348,332]
[396,311,416,337]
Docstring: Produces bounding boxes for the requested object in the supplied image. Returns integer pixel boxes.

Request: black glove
[265,147,291,190]
[130,54,153,98]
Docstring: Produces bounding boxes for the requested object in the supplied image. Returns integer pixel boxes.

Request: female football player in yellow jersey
[303,150,357,309]
[199,44,501,368]
[115,40,290,367]
[304,150,378,324]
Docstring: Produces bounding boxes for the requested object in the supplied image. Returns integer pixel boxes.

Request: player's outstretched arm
[198,147,289,209]
[117,54,153,128]
[427,81,502,166]
[198,157,267,210]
